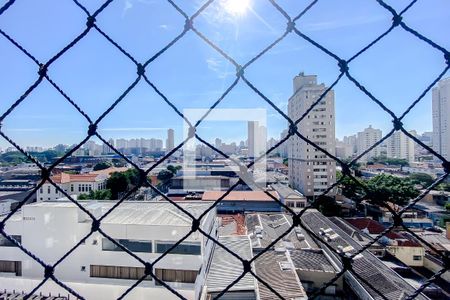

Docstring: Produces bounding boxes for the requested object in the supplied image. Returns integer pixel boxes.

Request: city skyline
[1,1,449,149]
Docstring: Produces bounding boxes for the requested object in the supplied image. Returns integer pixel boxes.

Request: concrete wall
[1,203,216,298]
[387,246,425,267]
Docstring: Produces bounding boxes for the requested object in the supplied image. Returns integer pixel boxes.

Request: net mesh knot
[91,219,101,232]
[392,14,403,27]
[44,265,54,279]
[392,118,403,131]
[87,124,97,136]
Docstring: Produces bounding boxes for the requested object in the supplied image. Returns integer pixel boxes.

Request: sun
[222,0,251,16]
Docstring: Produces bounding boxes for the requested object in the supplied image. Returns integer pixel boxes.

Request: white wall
[1,202,216,298]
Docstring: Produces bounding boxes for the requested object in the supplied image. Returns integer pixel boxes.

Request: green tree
[436,183,450,192]
[167,165,181,175]
[78,189,112,200]
[123,168,141,186]
[408,173,434,187]
[366,174,419,206]
[93,161,112,171]
[106,172,130,199]
[157,169,174,183]
[336,171,364,199]
[313,195,341,217]
[445,203,450,211]
[369,156,409,167]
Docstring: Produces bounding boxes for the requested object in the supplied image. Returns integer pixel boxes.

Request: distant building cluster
[335,126,426,163]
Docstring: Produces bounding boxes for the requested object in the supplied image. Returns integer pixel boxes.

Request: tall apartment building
[335,138,354,159]
[386,131,415,163]
[343,134,357,155]
[278,129,289,158]
[247,121,267,158]
[102,138,115,155]
[432,77,450,160]
[288,73,336,197]
[166,128,175,154]
[356,125,382,162]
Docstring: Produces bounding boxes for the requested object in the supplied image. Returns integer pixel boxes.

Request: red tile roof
[396,240,421,247]
[51,173,99,184]
[345,217,405,240]
[89,167,129,176]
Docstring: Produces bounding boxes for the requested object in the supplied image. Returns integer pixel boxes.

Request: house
[271,183,307,212]
[37,173,108,201]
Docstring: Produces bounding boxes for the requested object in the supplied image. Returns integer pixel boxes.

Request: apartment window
[40,187,43,194]
[90,265,150,281]
[296,202,305,208]
[413,255,422,261]
[0,260,22,276]
[155,268,197,284]
[102,238,152,253]
[0,235,21,247]
[47,186,51,194]
[71,184,74,192]
[156,241,201,255]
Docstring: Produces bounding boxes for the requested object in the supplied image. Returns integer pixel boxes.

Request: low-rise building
[37,173,108,201]
[1,201,216,299]
[170,176,233,193]
[201,191,281,213]
[271,183,307,212]
[0,179,35,191]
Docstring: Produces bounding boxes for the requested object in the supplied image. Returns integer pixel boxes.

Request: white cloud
[205,57,234,79]
[122,0,133,18]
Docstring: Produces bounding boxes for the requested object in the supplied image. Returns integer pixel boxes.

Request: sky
[0,0,449,150]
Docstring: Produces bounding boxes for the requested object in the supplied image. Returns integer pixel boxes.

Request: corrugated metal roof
[254,250,307,300]
[206,236,255,293]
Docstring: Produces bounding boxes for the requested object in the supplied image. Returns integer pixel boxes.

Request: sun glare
[223,0,251,16]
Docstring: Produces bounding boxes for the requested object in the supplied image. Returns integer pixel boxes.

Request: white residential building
[37,173,108,201]
[278,129,289,158]
[0,201,216,299]
[116,138,128,150]
[166,129,175,154]
[356,125,382,162]
[247,121,267,158]
[288,73,336,197]
[102,139,115,155]
[432,77,450,160]
[335,138,354,159]
[386,131,415,163]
